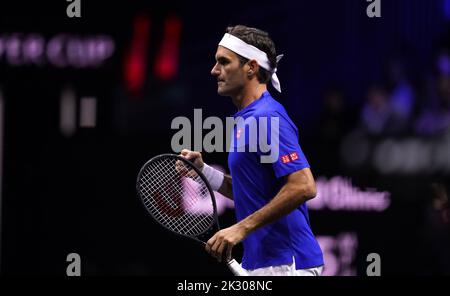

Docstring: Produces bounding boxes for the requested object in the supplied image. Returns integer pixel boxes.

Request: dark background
[0,0,449,275]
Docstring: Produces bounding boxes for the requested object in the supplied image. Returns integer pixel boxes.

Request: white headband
[218,33,284,92]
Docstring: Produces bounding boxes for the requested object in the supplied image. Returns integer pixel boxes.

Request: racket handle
[227,258,249,276]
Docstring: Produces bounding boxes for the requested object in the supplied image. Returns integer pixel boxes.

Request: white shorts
[244,258,324,276]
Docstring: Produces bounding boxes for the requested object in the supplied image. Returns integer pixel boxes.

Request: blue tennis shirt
[228,91,324,270]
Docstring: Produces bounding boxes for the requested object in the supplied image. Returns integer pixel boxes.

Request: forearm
[237,181,316,235]
[201,163,233,200]
[204,168,317,263]
[218,174,233,200]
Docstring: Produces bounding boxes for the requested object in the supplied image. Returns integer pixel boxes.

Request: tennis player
[180,25,324,276]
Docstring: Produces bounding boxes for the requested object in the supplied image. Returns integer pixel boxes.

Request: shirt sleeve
[257,111,310,178]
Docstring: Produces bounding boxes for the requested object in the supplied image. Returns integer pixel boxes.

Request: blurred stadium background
[0,0,449,275]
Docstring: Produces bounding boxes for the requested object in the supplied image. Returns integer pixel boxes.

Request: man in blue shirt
[180,25,323,276]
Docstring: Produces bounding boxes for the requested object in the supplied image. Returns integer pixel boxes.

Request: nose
[211,63,220,77]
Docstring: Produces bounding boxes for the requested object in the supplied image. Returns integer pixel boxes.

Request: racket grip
[227,258,249,276]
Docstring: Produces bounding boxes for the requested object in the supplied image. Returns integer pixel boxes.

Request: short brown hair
[226,25,277,84]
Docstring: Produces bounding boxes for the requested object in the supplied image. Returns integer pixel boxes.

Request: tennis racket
[136,153,248,276]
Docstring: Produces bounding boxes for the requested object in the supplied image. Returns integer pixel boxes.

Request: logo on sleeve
[290,152,299,161]
[281,155,291,163]
[281,152,299,164]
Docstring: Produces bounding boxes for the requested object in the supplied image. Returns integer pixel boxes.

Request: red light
[123,14,151,97]
[154,15,182,81]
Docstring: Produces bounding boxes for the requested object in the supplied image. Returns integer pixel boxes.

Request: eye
[217,57,230,65]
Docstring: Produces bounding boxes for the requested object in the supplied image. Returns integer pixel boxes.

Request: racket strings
[139,157,215,236]
[150,159,214,235]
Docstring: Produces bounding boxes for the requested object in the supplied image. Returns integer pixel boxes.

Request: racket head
[136,153,220,242]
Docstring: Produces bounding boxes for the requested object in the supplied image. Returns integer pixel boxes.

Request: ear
[246,59,259,77]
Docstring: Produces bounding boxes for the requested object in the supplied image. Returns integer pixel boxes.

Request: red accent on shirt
[290,152,299,161]
[281,155,291,163]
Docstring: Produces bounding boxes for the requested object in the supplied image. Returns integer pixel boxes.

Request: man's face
[211,46,248,97]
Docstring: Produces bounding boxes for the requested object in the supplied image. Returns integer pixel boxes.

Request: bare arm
[238,168,316,233]
[218,174,233,200]
[206,167,317,262]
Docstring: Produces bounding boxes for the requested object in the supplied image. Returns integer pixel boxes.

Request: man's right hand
[179,149,205,171]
